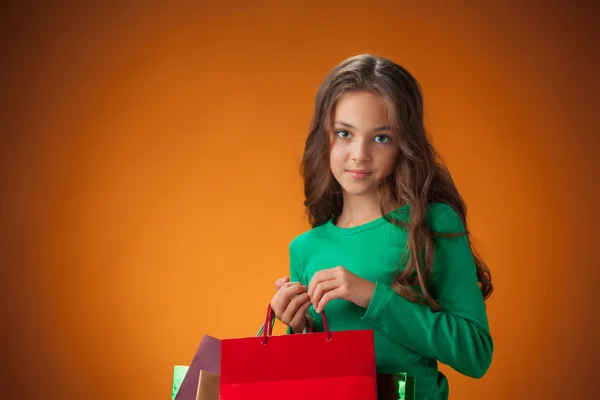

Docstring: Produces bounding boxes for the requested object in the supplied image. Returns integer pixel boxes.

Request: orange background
[2,1,599,399]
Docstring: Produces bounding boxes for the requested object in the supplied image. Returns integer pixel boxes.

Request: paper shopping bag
[175,335,220,400]
[196,370,219,400]
[220,305,378,399]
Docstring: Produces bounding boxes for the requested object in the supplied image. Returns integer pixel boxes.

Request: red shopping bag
[220,304,378,399]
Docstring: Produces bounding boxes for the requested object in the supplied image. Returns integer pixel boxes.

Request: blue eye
[375,135,391,144]
[336,130,351,139]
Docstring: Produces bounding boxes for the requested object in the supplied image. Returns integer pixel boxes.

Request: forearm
[361,282,493,378]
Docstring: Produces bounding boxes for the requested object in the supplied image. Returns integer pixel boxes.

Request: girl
[269,54,493,400]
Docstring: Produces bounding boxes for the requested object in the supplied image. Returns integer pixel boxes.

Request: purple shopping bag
[175,335,221,400]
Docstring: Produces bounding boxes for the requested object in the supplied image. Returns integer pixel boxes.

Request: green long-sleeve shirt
[288,202,493,399]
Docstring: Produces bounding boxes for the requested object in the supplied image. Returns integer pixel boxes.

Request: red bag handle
[262,304,331,344]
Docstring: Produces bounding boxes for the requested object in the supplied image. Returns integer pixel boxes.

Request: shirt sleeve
[360,207,494,379]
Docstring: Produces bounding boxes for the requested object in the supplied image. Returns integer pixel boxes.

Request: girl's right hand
[270,276,312,333]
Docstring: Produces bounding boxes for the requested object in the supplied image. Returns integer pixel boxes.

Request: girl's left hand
[307,266,376,313]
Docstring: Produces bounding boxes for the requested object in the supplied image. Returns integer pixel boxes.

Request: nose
[351,137,371,162]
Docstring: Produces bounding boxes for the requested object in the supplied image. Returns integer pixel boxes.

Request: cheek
[377,148,399,174]
[329,143,345,169]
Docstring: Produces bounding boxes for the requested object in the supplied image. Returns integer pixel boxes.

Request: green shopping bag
[396,373,416,400]
[171,365,189,400]
[377,372,416,400]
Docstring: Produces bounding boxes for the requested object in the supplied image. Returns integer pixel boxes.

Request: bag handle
[261,304,331,344]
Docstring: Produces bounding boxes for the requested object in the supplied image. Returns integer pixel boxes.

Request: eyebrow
[334,121,391,132]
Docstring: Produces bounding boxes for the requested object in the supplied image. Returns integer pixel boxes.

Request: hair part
[300,54,493,310]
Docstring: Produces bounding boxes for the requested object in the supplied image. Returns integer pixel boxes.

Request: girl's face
[329,90,399,198]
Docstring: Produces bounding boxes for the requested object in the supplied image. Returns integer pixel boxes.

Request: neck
[335,191,383,228]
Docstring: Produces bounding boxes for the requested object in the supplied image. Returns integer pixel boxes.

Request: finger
[276,285,307,318]
[278,281,304,299]
[316,288,344,313]
[272,283,305,318]
[270,294,285,319]
[281,293,309,323]
[270,287,291,318]
[279,281,303,290]
[275,276,290,290]
[281,283,307,301]
[290,298,312,332]
[308,269,336,299]
[311,279,339,310]
[282,292,310,323]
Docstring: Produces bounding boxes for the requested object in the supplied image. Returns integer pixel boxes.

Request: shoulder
[289,222,330,256]
[389,202,464,229]
[382,202,465,233]
[426,202,466,233]
[426,202,459,221]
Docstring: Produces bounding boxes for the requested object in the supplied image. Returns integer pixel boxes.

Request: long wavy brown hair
[300,54,493,311]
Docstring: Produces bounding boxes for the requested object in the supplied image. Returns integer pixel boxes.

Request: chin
[340,182,378,197]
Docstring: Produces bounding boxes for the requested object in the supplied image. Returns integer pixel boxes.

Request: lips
[347,169,372,179]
